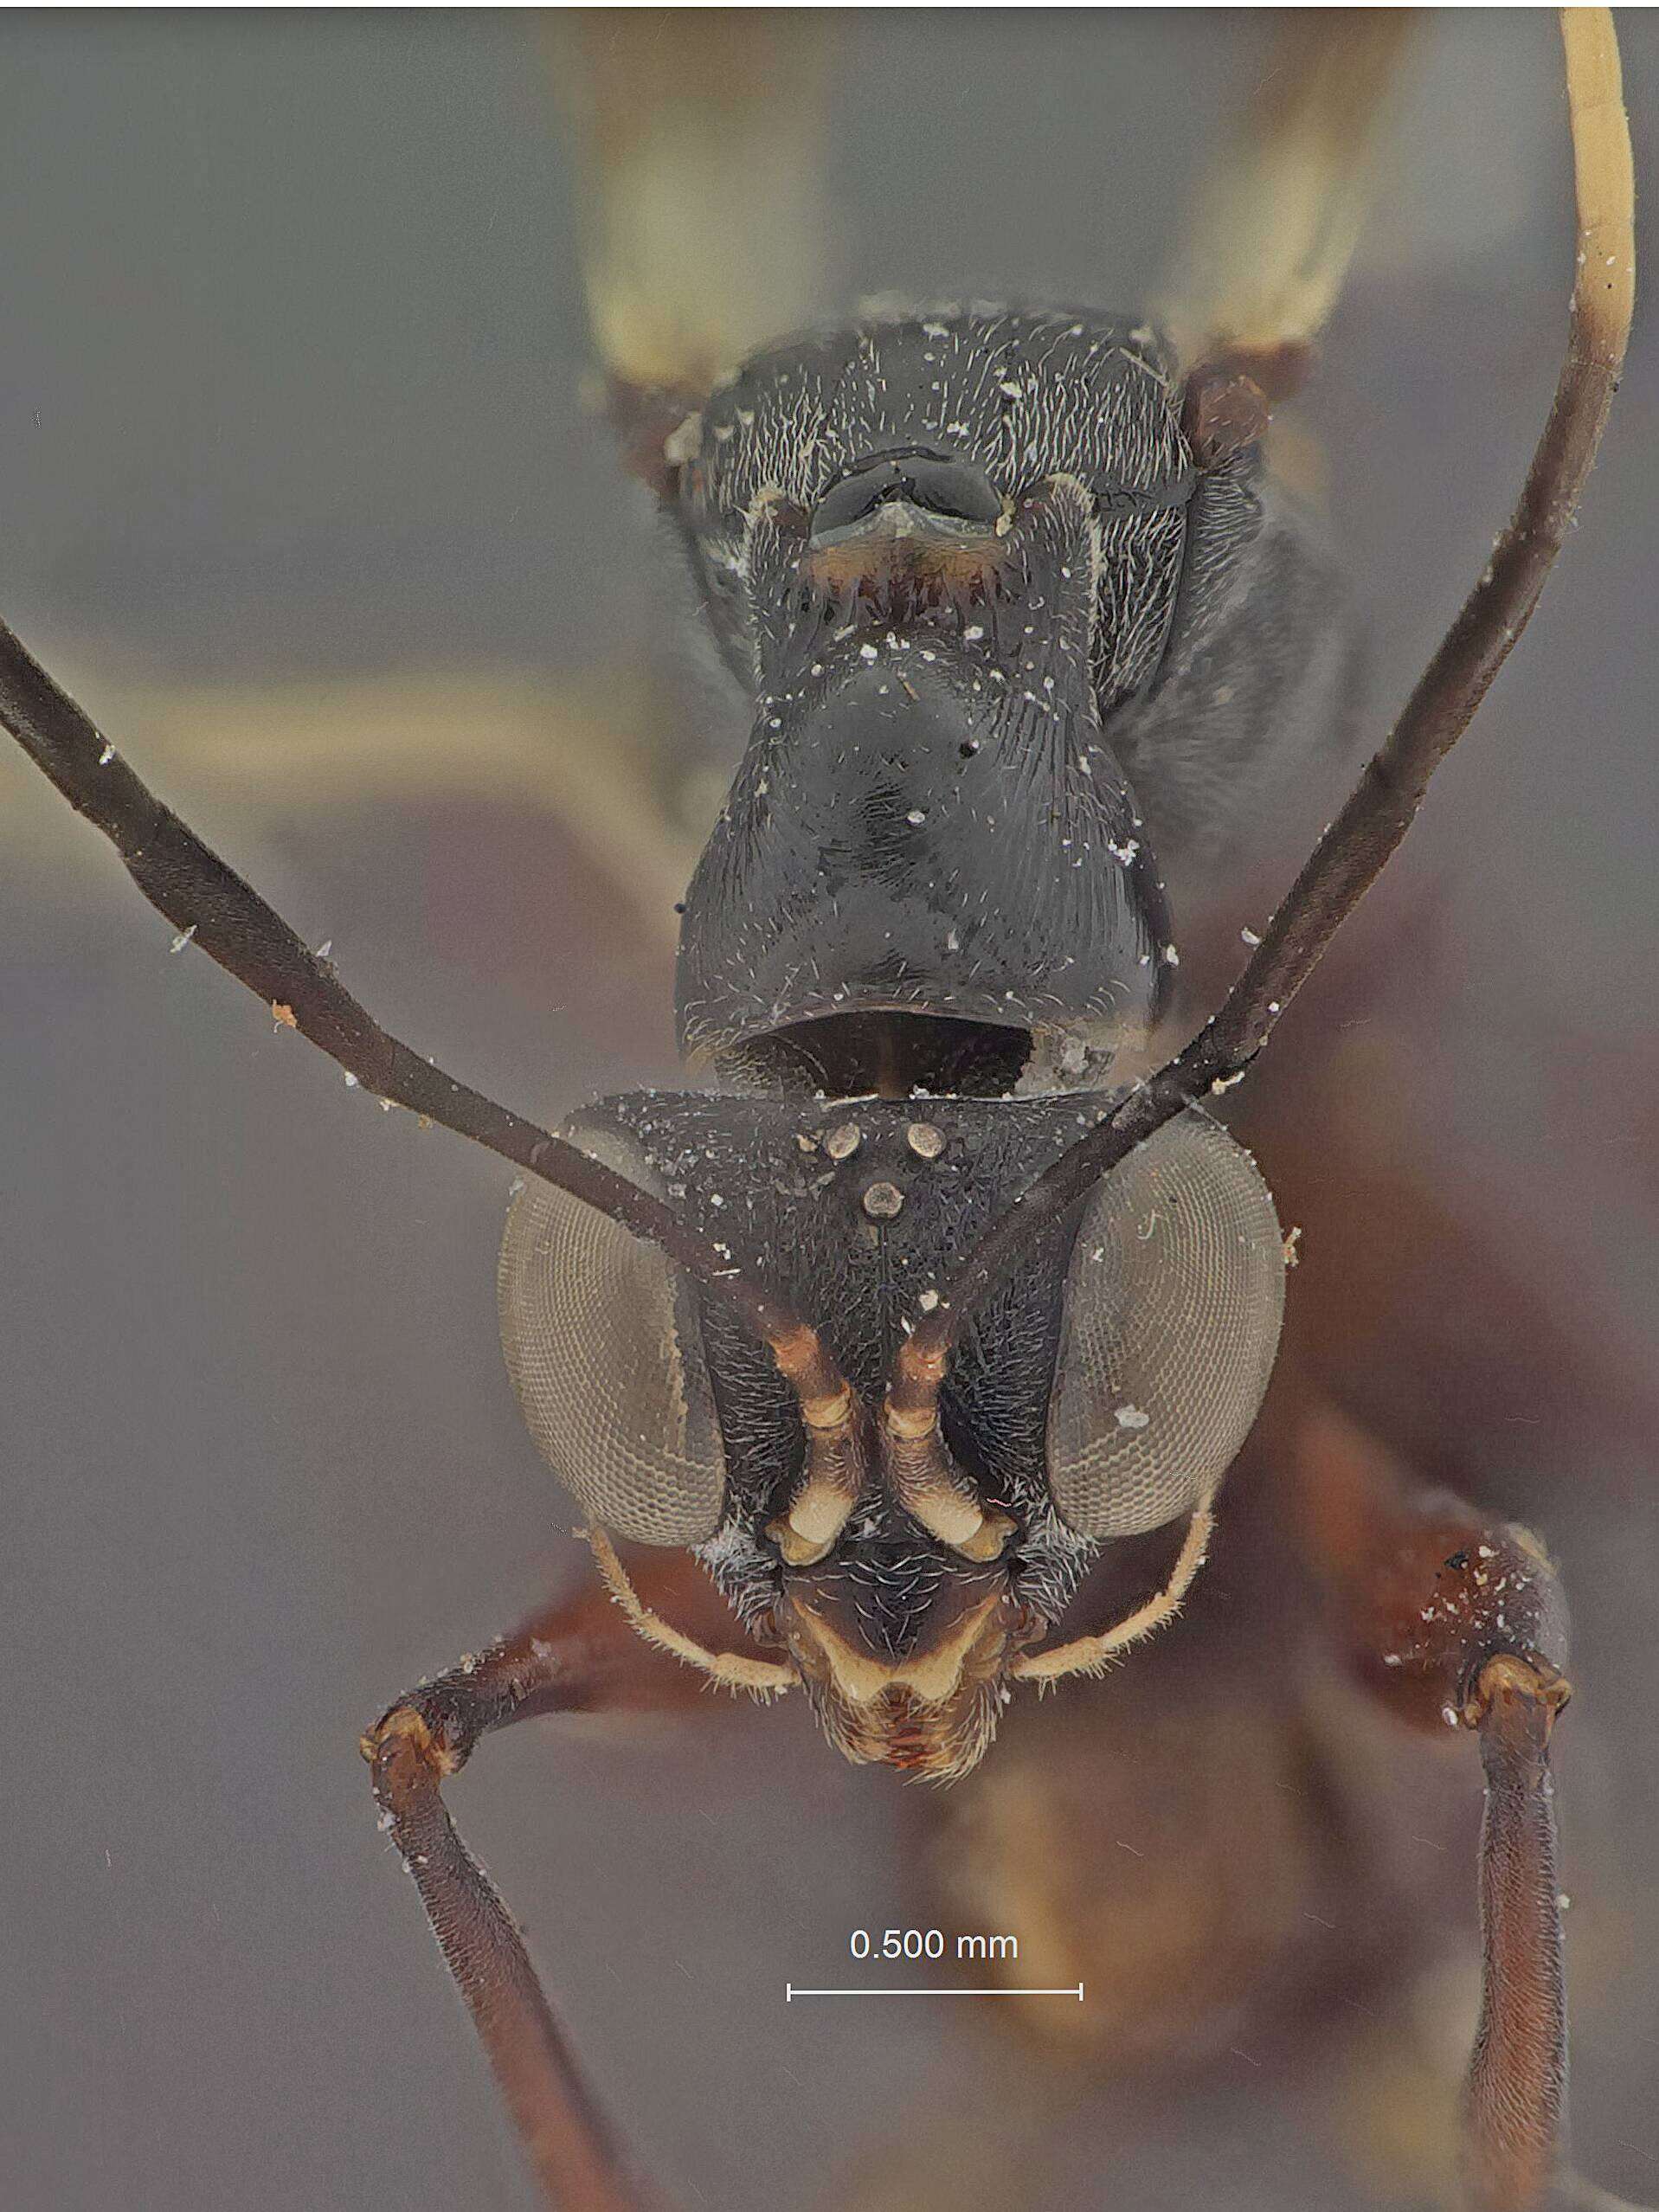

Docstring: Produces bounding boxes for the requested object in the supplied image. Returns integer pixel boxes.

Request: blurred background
[1,10,1655,2210]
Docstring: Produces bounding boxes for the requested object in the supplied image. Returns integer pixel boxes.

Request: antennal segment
[0,617,855,1419]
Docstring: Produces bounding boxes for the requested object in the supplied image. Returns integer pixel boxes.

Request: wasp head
[501,1095,1287,1784]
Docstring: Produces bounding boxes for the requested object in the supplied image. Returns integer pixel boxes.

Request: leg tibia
[362,1554,755,2212]
[1288,1400,1571,2212]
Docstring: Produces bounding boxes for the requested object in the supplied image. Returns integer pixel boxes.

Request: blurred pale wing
[1154,10,1418,389]
[550,9,838,395]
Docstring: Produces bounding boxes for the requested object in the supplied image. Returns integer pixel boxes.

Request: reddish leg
[1288,1402,1572,2212]
[362,1555,766,2212]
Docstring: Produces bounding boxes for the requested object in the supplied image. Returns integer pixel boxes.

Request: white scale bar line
[786,1984,1083,2000]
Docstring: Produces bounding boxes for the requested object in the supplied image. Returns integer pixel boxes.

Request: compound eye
[498,1118,727,1547]
[1045,1111,1286,1540]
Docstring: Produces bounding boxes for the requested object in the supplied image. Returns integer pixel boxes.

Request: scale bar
[786,1984,1083,2001]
